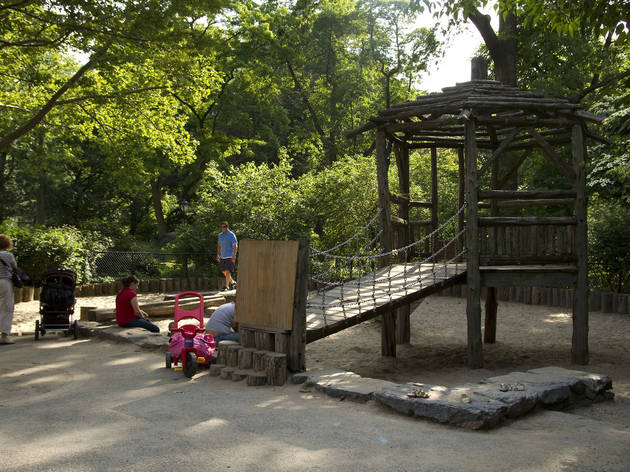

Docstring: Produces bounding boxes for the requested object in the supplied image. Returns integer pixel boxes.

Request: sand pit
[10,292,630,426]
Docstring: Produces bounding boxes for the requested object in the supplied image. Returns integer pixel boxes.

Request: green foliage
[588,93,630,204]
[0,224,112,283]
[588,199,630,292]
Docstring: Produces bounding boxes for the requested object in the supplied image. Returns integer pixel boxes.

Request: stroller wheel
[165,351,172,369]
[34,320,40,341]
[72,321,79,339]
[183,352,197,378]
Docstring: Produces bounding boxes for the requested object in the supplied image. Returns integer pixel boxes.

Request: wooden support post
[465,117,483,368]
[288,238,308,372]
[485,148,499,344]
[457,147,465,258]
[571,124,589,365]
[376,130,397,356]
[430,146,438,258]
[375,129,393,266]
[381,309,396,357]
[484,288,497,343]
[396,305,411,345]
[394,143,411,344]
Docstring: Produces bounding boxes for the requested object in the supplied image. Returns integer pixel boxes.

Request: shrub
[0,224,111,284]
[588,199,630,292]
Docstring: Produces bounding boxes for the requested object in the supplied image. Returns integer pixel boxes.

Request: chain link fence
[86,251,216,283]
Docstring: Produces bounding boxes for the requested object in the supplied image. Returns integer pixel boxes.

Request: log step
[247,371,267,386]
[232,369,251,381]
[209,363,225,376]
[220,366,236,380]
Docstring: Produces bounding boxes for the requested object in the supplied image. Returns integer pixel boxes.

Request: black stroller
[35,269,78,340]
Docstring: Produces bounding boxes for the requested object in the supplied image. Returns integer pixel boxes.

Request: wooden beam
[496,148,532,189]
[478,216,576,226]
[389,193,432,208]
[495,198,575,208]
[529,127,576,181]
[431,146,438,260]
[479,189,577,199]
[391,215,408,226]
[478,128,520,175]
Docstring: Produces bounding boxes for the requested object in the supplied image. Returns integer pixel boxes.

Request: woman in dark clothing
[115,275,159,333]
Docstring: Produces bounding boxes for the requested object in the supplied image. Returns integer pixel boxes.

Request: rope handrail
[308,228,466,290]
[310,203,466,262]
[310,209,382,256]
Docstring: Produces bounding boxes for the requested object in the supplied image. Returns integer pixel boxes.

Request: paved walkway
[1,335,628,472]
[76,320,614,430]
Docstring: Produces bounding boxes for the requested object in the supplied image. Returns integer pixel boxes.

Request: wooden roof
[346,80,605,148]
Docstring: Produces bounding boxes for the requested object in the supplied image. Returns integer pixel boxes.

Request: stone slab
[304,368,399,402]
[374,366,614,429]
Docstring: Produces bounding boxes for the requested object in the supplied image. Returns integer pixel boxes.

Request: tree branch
[0,44,109,152]
[572,68,630,103]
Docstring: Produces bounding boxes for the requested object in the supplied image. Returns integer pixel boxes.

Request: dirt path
[12,292,630,426]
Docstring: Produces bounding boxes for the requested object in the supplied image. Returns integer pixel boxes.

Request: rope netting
[307,205,467,325]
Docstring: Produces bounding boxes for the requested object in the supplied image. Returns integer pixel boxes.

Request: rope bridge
[305,206,468,343]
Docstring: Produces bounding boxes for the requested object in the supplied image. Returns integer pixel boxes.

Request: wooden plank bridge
[305,262,467,343]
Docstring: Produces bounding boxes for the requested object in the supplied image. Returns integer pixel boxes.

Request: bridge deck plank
[305,262,466,340]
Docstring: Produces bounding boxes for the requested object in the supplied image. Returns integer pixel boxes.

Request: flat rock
[305,368,399,402]
[374,366,614,429]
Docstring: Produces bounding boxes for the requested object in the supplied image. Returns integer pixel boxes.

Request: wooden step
[220,366,236,380]
[209,363,225,376]
[238,348,257,369]
[247,371,267,386]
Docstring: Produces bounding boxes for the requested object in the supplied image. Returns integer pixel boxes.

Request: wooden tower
[347,67,604,368]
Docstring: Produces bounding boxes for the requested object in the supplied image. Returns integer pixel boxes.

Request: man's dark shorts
[219,258,235,272]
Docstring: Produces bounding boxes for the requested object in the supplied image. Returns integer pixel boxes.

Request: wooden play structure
[221,61,604,374]
[344,61,604,368]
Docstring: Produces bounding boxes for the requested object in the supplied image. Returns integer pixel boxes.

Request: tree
[0,0,229,152]
[423,0,629,96]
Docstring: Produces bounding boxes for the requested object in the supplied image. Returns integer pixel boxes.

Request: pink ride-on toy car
[165,291,215,378]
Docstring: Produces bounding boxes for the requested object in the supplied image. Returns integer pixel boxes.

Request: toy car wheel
[184,352,197,378]
[72,321,79,339]
[34,320,39,341]
[165,351,172,369]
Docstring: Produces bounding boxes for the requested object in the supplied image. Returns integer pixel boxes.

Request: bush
[0,224,112,284]
[588,199,630,292]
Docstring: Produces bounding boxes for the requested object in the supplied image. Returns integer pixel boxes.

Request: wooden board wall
[235,240,299,332]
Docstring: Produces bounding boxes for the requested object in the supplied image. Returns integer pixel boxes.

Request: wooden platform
[305,263,466,343]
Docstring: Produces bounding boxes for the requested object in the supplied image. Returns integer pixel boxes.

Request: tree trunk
[35,130,46,225]
[468,8,517,87]
[150,177,167,240]
[36,175,46,225]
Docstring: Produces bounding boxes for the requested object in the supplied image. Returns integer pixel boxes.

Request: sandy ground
[12,292,630,427]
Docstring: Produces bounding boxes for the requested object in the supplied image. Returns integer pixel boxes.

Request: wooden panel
[235,240,299,331]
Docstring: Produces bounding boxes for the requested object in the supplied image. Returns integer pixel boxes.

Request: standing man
[217,221,238,291]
